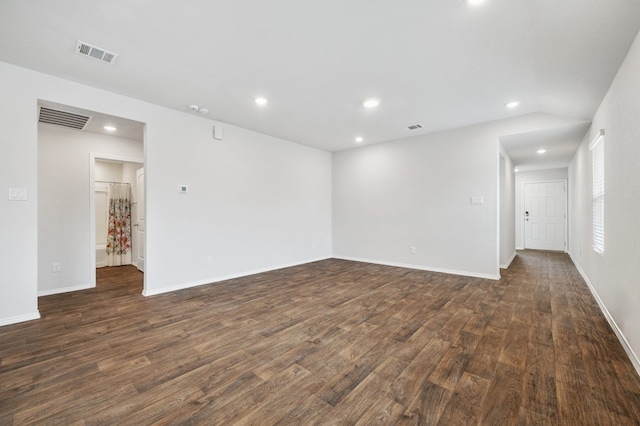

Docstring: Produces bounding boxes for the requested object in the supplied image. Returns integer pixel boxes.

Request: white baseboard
[38,283,94,297]
[500,251,517,269]
[142,256,332,297]
[568,252,640,376]
[333,256,500,280]
[0,311,41,327]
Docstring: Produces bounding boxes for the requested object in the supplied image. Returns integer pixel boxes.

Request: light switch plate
[8,188,27,201]
[470,196,484,205]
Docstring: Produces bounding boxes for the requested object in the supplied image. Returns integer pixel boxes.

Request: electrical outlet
[52,262,61,272]
[410,247,416,254]
[207,256,213,265]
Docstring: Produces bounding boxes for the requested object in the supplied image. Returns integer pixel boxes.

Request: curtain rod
[95,180,131,185]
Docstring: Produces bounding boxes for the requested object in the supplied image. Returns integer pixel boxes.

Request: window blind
[590,130,605,254]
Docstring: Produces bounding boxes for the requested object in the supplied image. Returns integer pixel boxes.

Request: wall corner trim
[0,311,41,327]
[568,252,640,376]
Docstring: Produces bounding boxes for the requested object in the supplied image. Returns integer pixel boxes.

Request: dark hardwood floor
[1,251,639,424]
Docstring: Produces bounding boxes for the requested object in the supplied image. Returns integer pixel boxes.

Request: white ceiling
[500,122,592,172]
[2,0,640,167]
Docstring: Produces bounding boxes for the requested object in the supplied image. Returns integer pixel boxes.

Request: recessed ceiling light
[465,0,486,5]
[255,97,268,106]
[537,149,547,154]
[505,101,520,109]
[103,125,116,132]
[514,168,520,172]
[355,137,364,143]
[362,98,380,108]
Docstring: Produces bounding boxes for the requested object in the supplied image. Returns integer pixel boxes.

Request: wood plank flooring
[1,251,639,424]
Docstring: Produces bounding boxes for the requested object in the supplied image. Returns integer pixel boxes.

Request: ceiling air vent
[407,124,423,130]
[75,40,119,64]
[38,106,91,130]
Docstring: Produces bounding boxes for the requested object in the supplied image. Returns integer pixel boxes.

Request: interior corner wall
[0,60,332,326]
[568,30,640,372]
[499,151,516,268]
[38,124,143,294]
[514,168,568,250]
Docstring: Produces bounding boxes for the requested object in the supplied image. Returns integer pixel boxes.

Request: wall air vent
[38,106,92,130]
[75,40,119,64]
[407,124,423,130]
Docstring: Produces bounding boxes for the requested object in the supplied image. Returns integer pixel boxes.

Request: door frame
[522,179,568,252]
[89,153,144,288]
[134,167,145,272]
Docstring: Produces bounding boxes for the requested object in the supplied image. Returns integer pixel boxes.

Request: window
[590,130,605,254]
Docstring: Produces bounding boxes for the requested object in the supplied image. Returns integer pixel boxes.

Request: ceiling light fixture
[514,168,520,172]
[255,97,268,106]
[537,149,547,154]
[355,137,364,143]
[103,125,117,132]
[465,0,486,5]
[198,108,209,114]
[362,98,380,108]
[505,101,520,109]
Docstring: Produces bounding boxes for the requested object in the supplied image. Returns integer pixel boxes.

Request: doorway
[36,100,146,296]
[91,155,144,286]
[523,180,567,251]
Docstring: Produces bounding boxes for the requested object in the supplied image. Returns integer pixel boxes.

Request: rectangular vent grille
[38,107,91,130]
[75,40,118,64]
[408,124,423,130]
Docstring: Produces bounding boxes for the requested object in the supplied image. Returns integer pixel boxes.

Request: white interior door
[135,167,145,272]
[524,181,566,251]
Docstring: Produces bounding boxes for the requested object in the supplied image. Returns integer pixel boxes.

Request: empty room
[1,0,639,424]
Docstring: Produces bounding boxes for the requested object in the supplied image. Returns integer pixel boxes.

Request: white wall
[95,160,123,182]
[0,65,39,325]
[332,113,581,279]
[568,30,640,372]
[514,168,568,250]
[333,126,498,278]
[499,151,516,268]
[38,125,143,294]
[0,60,332,325]
[145,121,332,295]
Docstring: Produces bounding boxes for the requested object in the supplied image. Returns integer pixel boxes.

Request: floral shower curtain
[106,183,132,266]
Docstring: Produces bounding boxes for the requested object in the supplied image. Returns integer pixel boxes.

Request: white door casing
[135,167,145,272]
[524,181,567,251]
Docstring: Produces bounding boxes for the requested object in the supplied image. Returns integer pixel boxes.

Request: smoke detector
[75,40,118,64]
